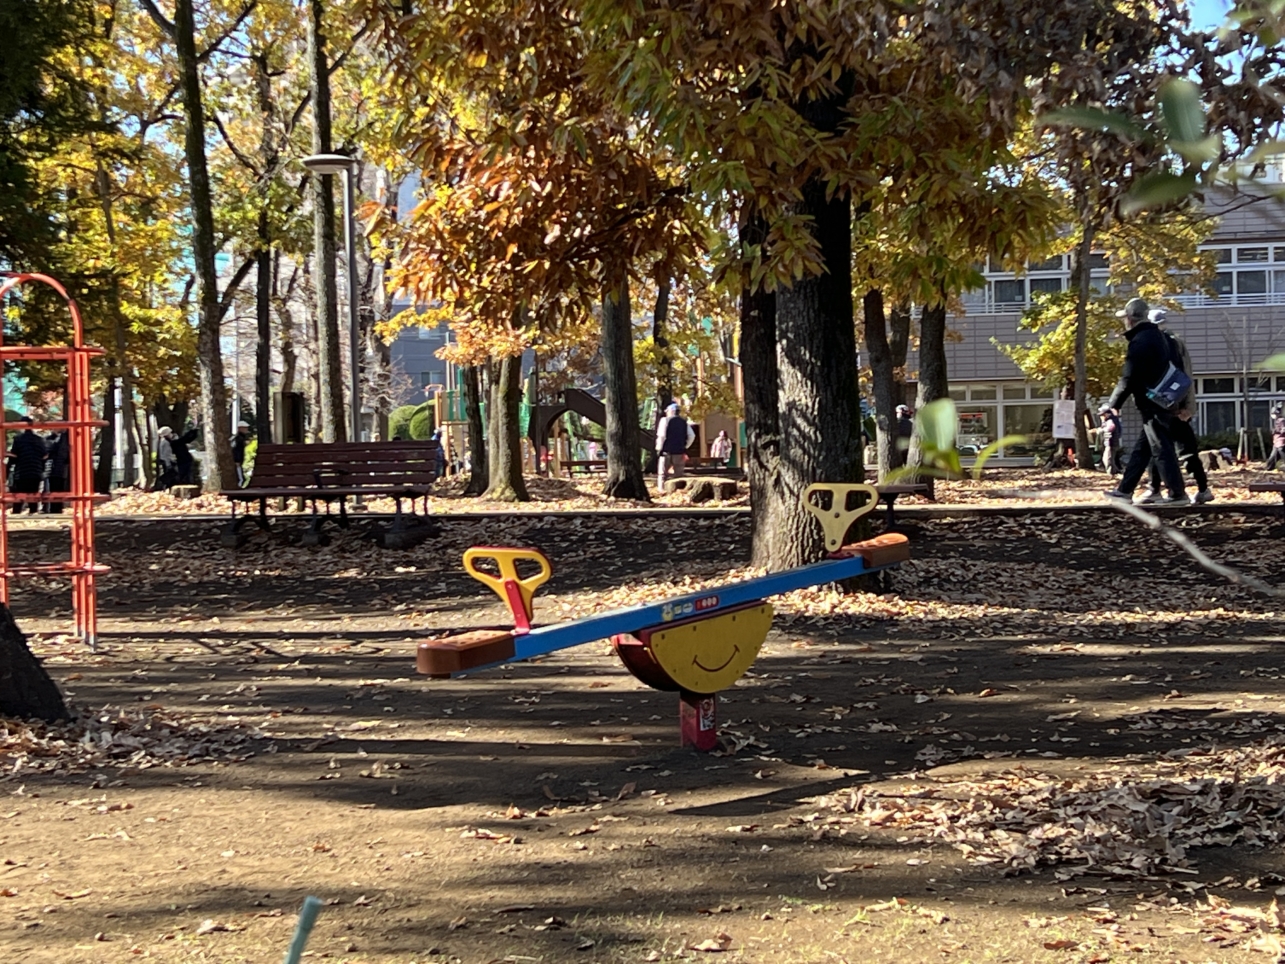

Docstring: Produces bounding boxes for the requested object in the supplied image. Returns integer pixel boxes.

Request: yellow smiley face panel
[645,602,773,694]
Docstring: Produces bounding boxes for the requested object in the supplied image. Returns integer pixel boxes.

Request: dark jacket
[10,430,47,483]
[47,432,69,478]
[171,428,199,469]
[1107,321,1174,418]
[232,432,248,465]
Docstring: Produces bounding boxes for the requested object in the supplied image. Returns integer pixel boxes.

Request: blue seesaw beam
[510,552,876,662]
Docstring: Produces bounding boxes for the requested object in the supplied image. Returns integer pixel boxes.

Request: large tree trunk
[0,606,69,723]
[483,354,529,502]
[907,298,949,479]
[769,178,859,570]
[1071,219,1096,468]
[601,262,649,500]
[739,216,782,569]
[307,0,344,443]
[864,289,900,480]
[176,0,233,490]
[462,363,488,495]
[94,379,115,494]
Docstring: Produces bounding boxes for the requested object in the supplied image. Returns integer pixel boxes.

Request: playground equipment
[416,483,909,749]
[0,273,109,648]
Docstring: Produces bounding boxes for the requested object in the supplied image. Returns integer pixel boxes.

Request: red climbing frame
[0,273,109,648]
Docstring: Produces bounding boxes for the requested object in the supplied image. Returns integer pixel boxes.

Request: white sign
[1052,400,1077,439]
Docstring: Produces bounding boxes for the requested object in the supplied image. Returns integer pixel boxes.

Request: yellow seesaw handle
[462,546,553,629]
[801,483,880,553]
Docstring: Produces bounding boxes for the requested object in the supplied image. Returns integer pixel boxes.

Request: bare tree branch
[210,111,262,176]
[138,0,175,40]
[218,257,257,322]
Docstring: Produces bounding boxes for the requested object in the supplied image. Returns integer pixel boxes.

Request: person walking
[155,426,176,490]
[709,429,733,467]
[1098,404,1123,474]
[655,402,695,483]
[170,424,199,486]
[7,416,47,514]
[1139,309,1214,503]
[231,420,251,487]
[895,404,914,466]
[1267,402,1285,471]
[44,430,69,513]
[1103,297,1189,506]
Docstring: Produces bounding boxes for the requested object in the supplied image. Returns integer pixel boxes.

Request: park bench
[562,459,608,477]
[1248,480,1285,519]
[220,440,441,547]
[874,482,932,529]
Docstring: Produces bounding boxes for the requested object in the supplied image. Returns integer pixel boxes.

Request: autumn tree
[369,0,701,502]
[999,211,1216,401]
[585,1,1112,567]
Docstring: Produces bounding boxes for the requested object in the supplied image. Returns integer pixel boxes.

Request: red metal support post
[0,273,109,648]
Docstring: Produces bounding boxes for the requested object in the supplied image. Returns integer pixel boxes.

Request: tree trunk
[1071,219,1096,468]
[462,363,488,495]
[255,227,273,443]
[864,288,900,481]
[176,0,233,490]
[769,177,859,570]
[130,402,153,489]
[601,262,649,500]
[739,216,782,569]
[652,278,673,413]
[483,354,529,501]
[307,0,344,443]
[94,379,115,494]
[276,254,298,397]
[907,298,949,479]
[0,606,68,723]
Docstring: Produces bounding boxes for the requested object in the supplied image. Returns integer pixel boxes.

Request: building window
[1210,248,1232,264]
[1212,272,1233,296]
[1239,247,1270,263]
[1237,270,1268,295]
[1029,277,1063,297]
[948,388,966,401]
[1003,385,1027,400]
[1203,400,1236,434]
[1249,400,1273,430]
[1275,246,1285,262]
[1029,255,1063,271]
[969,385,997,400]
[1277,376,1285,392]
[1246,375,1272,393]
[421,371,443,388]
[1203,377,1235,394]
[1088,253,1109,270]
[1029,385,1054,399]
[993,280,1024,306]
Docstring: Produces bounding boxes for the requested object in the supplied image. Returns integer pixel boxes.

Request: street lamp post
[302,152,362,443]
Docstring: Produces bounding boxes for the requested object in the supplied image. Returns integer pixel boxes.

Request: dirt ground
[3,505,1285,964]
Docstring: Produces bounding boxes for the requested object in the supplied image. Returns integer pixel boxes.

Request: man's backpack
[1147,329,1193,411]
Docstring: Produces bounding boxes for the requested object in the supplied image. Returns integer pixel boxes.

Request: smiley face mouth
[692,644,740,673]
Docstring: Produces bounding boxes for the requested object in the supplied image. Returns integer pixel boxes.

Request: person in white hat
[232,420,251,487]
[655,402,695,483]
[155,426,176,490]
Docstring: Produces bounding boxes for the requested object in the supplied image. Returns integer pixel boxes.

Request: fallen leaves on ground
[820,737,1285,878]
[0,706,260,775]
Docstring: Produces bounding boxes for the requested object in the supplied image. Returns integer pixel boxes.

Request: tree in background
[999,210,1216,405]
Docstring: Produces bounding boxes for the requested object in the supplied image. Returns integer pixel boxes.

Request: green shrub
[409,402,436,440]
[389,404,418,440]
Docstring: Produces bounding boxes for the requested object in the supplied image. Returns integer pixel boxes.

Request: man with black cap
[1140,308,1213,503]
[1103,297,1188,506]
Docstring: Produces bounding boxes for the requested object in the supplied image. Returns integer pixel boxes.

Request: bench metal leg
[301,500,330,547]
[882,495,898,531]
[221,503,251,548]
[338,499,350,529]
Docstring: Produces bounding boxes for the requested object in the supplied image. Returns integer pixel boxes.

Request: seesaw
[415,483,910,750]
